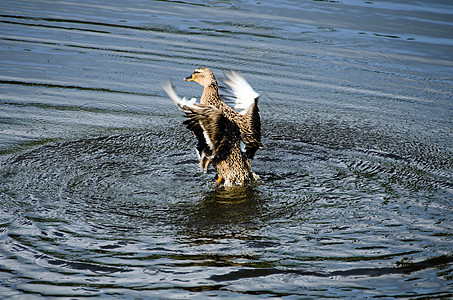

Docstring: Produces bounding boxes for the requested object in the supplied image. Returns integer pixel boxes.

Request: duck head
[184,67,217,88]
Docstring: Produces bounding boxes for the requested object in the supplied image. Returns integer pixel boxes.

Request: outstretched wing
[222,71,262,159]
[183,105,235,172]
[222,70,259,115]
[162,80,236,172]
[161,79,197,109]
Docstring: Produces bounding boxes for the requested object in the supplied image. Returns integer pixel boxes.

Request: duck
[162,67,262,187]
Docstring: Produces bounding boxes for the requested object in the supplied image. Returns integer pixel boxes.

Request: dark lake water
[1,0,452,298]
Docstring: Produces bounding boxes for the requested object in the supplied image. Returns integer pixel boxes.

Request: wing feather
[221,71,262,158]
[183,105,237,172]
[161,79,197,110]
[161,79,237,172]
[222,70,259,115]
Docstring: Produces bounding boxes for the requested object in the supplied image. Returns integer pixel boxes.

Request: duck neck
[200,82,220,106]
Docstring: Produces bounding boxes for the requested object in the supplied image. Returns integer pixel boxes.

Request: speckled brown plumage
[189,67,262,159]
[162,67,262,187]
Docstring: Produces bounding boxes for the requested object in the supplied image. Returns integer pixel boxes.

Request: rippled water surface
[1,0,452,298]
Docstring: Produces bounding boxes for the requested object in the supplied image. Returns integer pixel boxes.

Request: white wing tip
[223,70,259,114]
[181,97,197,107]
[161,80,197,109]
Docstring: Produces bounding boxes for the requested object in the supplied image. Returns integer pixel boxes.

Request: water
[1,0,452,298]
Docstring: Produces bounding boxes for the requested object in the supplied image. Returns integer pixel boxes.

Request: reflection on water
[184,187,264,236]
[1,0,452,298]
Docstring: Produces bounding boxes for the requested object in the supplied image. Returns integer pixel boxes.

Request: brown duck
[162,67,262,187]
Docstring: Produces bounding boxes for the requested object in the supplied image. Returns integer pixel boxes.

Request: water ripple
[1,0,452,298]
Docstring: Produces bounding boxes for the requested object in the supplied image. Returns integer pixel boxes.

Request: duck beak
[184,74,194,81]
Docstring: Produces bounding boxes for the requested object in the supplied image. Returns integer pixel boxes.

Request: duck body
[214,141,259,187]
[163,67,262,187]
